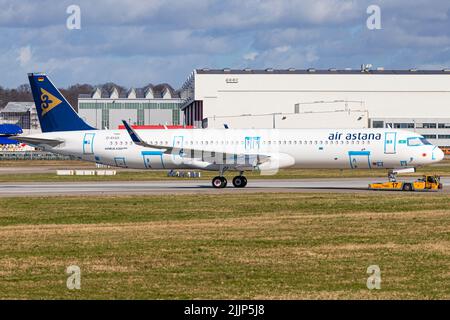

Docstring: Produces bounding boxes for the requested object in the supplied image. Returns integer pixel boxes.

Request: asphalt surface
[0,177,449,197]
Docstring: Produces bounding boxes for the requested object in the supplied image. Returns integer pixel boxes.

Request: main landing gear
[212,176,228,188]
[232,175,247,188]
[211,170,247,189]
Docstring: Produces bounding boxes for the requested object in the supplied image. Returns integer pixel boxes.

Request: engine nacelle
[256,153,295,175]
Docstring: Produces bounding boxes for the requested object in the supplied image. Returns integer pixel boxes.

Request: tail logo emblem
[40,88,62,116]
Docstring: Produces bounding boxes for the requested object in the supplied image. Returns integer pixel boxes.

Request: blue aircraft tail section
[28,73,95,132]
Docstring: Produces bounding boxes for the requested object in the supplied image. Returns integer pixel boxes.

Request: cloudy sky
[1,0,450,88]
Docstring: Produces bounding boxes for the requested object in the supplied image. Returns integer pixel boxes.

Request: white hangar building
[179,68,450,148]
[78,84,183,130]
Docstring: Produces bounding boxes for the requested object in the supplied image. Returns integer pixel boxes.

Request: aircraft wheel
[232,176,247,188]
[212,176,227,188]
[241,176,247,187]
[402,183,413,191]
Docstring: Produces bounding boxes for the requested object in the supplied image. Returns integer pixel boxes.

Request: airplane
[9,73,445,188]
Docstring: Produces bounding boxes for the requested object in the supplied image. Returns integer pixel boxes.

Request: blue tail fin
[28,73,95,132]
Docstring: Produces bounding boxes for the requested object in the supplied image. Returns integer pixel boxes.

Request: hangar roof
[195,68,450,75]
[2,102,35,113]
[79,84,180,99]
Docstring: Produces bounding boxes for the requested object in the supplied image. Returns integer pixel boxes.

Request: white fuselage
[31,128,443,171]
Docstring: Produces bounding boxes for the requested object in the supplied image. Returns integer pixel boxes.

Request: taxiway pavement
[1,177,449,197]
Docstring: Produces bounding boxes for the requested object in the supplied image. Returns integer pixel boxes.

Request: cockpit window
[420,138,432,145]
[407,137,432,146]
[407,137,422,146]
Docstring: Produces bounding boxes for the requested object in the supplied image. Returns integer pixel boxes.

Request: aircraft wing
[10,136,64,147]
[121,120,271,169]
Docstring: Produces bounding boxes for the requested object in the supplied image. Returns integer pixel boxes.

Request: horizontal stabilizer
[11,136,64,147]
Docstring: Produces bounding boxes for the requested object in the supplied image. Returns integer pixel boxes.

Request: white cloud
[275,46,291,53]
[17,46,32,67]
[243,52,259,61]
[2,0,450,87]
[305,48,319,63]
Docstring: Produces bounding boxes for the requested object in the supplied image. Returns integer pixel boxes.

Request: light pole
[272,112,282,128]
[95,99,98,129]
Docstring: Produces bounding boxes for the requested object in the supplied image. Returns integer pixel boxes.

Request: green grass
[0,193,449,299]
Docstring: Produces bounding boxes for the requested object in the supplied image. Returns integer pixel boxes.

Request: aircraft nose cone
[435,147,445,162]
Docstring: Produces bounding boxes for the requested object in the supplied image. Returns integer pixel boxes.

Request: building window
[422,134,437,139]
[372,121,384,128]
[418,123,437,129]
[393,123,414,129]
[438,123,450,129]
[101,104,109,130]
[137,106,144,126]
[438,135,450,139]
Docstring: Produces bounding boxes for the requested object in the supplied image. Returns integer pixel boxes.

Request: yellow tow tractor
[369,174,443,192]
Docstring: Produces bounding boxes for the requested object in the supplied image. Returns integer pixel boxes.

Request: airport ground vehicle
[368,175,443,191]
[440,146,450,155]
